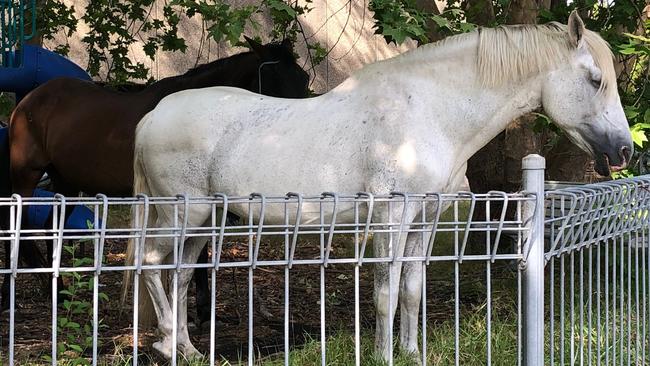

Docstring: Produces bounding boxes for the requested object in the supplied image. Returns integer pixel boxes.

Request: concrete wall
[49,0,417,93]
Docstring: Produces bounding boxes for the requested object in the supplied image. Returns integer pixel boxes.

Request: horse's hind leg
[373,204,418,361]
[142,234,176,359]
[193,245,211,326]
[176,237,206,358]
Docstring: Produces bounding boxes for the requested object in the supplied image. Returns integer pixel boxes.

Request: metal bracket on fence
[562,188,589,252]
[249,193,266,269]
[487,191,508,263]
[457,191,476,263]
[355,192,374,266]
[593,186,616,241]
[321,192,339,268]
[592,186,613,244]
[9,194,22,278]
[286,192,303,269]
[600,181,627,235]
[176,194,190,273]
[545,191,577,261]
[95,194,109,275]
[425,193,442,265]
[389,192,409,262]
[52,194,66,279]
[135,194,149,275]
[620,181,639,232]
[577,187,601,245]
[631,180,650,229]
[213,193,228,271]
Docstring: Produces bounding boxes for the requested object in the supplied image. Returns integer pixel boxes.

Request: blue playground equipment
[1,0,91,100]
[0,1,95,229]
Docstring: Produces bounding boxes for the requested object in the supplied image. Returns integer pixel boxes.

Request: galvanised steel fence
[545,172,650,365]
[0,154,648,365]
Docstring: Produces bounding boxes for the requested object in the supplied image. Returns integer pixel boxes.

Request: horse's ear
[281,38,294,52]
[567,10,585,48]
[245,36,268,59]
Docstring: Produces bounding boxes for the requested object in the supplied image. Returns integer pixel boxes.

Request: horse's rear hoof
[152,339,174,360]
[180,343,203,361]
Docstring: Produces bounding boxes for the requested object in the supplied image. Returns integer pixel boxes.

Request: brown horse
[1,37,310,321]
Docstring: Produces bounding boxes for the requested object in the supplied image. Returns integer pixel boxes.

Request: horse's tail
[121,114,158,327]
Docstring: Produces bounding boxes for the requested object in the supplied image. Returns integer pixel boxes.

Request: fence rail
[0,155,648,365]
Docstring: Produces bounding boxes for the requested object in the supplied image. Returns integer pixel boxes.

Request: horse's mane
[362,22,616,100]
[181,51,255,77]
[476,23,616,99]
[181,43,296,78]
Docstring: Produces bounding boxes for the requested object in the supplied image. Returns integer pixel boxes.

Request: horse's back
[11,77,149,196]
[136,87,374,199]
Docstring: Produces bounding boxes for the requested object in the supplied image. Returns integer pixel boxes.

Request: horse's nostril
[620,146,631,162]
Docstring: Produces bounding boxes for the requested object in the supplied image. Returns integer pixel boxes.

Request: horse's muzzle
[594,145,633,176]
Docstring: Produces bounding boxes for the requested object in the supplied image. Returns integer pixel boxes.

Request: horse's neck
[142,60,256,102]
[347,37,544,164]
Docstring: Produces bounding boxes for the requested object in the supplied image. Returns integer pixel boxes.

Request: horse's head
[245,36,310,99]
[541,11,632,176]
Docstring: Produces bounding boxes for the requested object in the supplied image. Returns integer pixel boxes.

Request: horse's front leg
[373,204,418,361]
[399,231,427,362]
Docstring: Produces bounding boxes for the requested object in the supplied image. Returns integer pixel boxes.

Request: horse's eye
[590,78,601,89]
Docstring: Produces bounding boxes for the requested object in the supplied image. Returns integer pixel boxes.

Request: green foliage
[174,0,257,45]
[369,0,476,45]
[43,240,108,365]
[37,0,325,85]
[369,0,430,44]
[37,0,77,55]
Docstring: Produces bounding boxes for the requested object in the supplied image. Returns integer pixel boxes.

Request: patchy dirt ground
[0,229,519,364]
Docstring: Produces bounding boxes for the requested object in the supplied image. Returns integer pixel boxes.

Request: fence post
[522,154,545,366]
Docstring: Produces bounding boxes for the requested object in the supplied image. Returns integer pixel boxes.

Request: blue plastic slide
[0,44,91,100]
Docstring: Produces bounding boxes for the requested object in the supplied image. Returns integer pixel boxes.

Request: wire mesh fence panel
[0,192,535,366]
[1,160,649,365]
[545,177,650,366]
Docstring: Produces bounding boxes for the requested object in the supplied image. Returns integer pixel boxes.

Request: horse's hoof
[181,343,202,360]
[152,340,173,359]
[402,350,422,365]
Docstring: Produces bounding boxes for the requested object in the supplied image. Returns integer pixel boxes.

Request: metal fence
[0,155,648,365]
[545,174,650,365]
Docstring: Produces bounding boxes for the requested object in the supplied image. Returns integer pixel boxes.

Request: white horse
[128,12,631,361]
